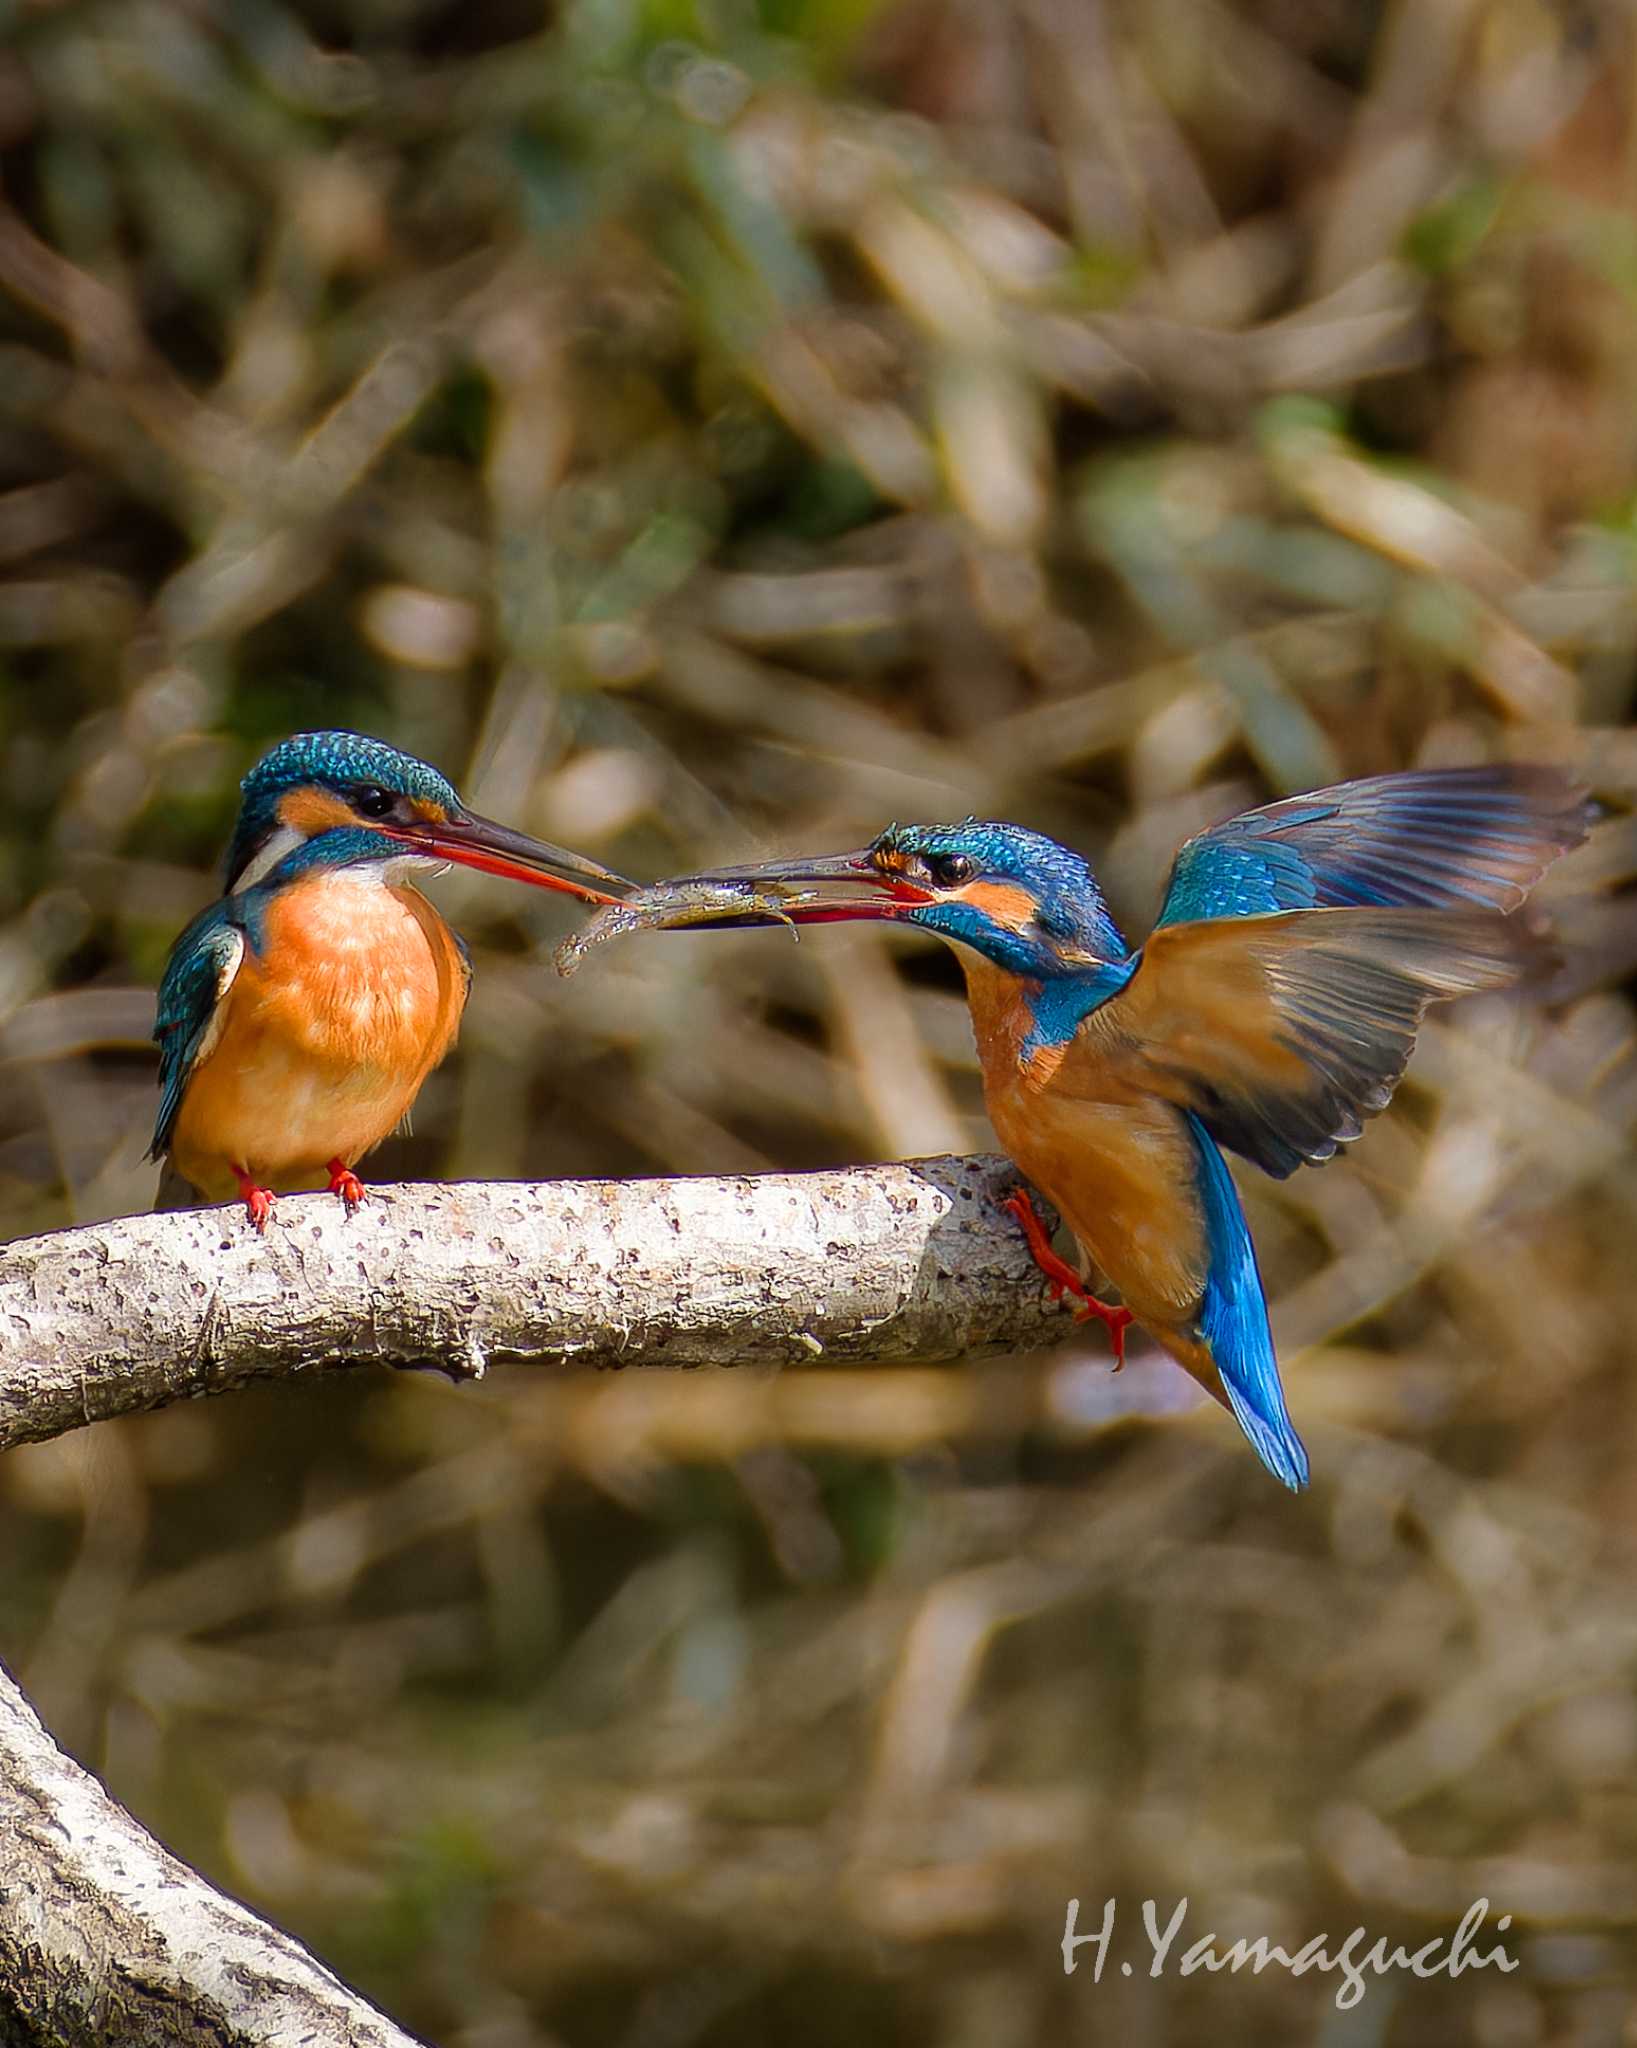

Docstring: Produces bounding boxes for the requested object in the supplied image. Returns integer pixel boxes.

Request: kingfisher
[150,730,630,1229]
[602,766,1590,1488]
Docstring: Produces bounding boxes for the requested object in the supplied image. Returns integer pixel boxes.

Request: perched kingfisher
[605,767,1590,1488]
[150,730,629,1229]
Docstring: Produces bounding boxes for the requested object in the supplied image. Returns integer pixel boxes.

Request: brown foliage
[0,0,1634,2039]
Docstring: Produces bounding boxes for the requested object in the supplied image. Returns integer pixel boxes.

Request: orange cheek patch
[958,880,1037,929]
[278,787,361,836]
[409,797,449,826]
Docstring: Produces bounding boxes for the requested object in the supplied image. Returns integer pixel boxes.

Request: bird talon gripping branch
[1003,1188,1133,1364]
[232,1168,276,1234]
[326,1159,368,1212]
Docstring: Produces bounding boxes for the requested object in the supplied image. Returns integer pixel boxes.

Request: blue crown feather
[874,819,1129,965]
[224,730,460,889]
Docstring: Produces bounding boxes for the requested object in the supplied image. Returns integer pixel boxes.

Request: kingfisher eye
[354,785,397,820]
[928,852,975,888]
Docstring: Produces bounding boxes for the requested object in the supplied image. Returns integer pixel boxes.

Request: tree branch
[0,1157,1067,2042]
[0,1153,1066,1454]
[0,1655,424,2046]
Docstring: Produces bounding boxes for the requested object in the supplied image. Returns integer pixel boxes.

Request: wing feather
[1064,908,1526,1178]
[148,910,246,1161]
[1157,765,1590,926]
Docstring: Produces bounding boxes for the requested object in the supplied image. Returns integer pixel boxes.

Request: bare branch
[0,1155,1069,1455]
[0,1156,1067,2040]
[0,1655,425,2045]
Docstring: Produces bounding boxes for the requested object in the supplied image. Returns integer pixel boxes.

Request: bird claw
[1003,1187,1132,1367]
[326,1158,367,1212]
[1072,1296,1134,1369]
[233,1167,276,1234]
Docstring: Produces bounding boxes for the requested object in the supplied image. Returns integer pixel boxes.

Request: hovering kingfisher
[590,767,1590,1488]
[151,731,629,1229]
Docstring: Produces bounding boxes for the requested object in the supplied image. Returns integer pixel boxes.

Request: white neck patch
[232,823,306,893]
[230,828,445,897]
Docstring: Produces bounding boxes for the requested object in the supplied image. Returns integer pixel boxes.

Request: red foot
[1002,1188,1135,1368]
[326,1158,367,1213]
[232,1165,276,1234]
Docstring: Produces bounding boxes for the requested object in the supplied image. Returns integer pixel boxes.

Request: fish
[554,874,802,976]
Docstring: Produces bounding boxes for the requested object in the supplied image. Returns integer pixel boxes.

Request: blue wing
[148,904,247,1161]
[1156,765,1590,926]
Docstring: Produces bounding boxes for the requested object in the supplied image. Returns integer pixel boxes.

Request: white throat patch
[232,824,306,892]
[232,828,444,896]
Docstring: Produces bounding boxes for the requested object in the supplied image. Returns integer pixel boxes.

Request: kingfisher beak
[382,809,632,905]
[659,848,936,925]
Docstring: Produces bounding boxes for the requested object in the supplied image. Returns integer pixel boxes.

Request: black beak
[383,808,633,905]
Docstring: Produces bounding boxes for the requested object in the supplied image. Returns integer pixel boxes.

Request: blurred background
[1,0,1635,2040]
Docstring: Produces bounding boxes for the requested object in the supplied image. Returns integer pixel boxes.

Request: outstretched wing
[148,907,246,1161]
[1061,908,1526,1178]
[1156,765,1590,926]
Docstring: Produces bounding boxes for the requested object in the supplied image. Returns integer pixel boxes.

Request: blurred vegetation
[1,0,1636,2040]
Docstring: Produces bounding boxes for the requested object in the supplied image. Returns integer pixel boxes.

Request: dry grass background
[1,0,1636,2041]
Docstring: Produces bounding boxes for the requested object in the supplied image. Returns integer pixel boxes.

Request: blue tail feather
[1187,1114,1310,1491]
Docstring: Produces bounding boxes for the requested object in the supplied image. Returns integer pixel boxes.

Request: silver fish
[555,875,800,976]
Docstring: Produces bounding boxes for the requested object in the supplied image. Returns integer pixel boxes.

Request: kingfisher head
[223,731,628,903]
[670,818,1128,976]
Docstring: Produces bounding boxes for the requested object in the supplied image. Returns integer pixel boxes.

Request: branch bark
[0,1655,424,2046]
[0,1156,1068,2044]
[0,1154,1069,1455]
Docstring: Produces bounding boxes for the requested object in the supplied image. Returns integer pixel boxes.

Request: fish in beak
[553,849,936,975]
[655,849,937,920]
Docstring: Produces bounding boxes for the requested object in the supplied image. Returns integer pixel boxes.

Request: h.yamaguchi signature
[1061,1896,1517,2011]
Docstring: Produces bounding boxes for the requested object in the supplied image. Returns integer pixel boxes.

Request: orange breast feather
[168,870,467,1198]
[959,954,1211,1331]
